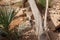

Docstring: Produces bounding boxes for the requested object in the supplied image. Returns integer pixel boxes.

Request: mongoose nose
[0,30,7,37]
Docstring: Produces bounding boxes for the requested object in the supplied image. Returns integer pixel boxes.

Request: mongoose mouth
[53,25,60,33]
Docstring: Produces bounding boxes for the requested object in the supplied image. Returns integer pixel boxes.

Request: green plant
[39,0,46,7]
[0,7,19,40]
[0,7,14,28]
